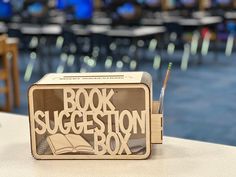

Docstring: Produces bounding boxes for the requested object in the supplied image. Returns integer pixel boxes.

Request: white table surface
[106,26,166,37]
[71,25,166,37]
[178,16,222,26]
[92,17,112,25]
[71,25,110,36]
[0,22,8,33]
[20,24,62,35]
[140,18,164,26]
[225,12,236,20]
[0,112,236,177]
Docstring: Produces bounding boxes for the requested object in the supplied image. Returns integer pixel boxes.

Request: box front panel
[29,84,150,159]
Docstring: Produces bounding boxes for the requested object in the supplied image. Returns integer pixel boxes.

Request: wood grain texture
[151,114,163,144]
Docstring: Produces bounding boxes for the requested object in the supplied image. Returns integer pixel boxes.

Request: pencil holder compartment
[151,101,163,144]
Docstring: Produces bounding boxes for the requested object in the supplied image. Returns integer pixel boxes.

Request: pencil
[163,62,172,90]
[159,62,172,114]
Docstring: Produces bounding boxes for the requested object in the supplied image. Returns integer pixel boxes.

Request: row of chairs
[21,24,235,82]
[2,20,236,80]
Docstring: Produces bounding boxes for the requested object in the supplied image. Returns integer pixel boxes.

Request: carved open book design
[47,134,94,155]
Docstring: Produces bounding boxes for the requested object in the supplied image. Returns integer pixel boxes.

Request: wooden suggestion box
[28,72,163,160]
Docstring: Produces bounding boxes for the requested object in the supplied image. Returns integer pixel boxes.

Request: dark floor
[3,51,236,146]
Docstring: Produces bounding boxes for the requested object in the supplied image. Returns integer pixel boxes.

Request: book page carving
[47,134,94,155]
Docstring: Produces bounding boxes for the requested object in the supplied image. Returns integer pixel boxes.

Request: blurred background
[0,0,236,145]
